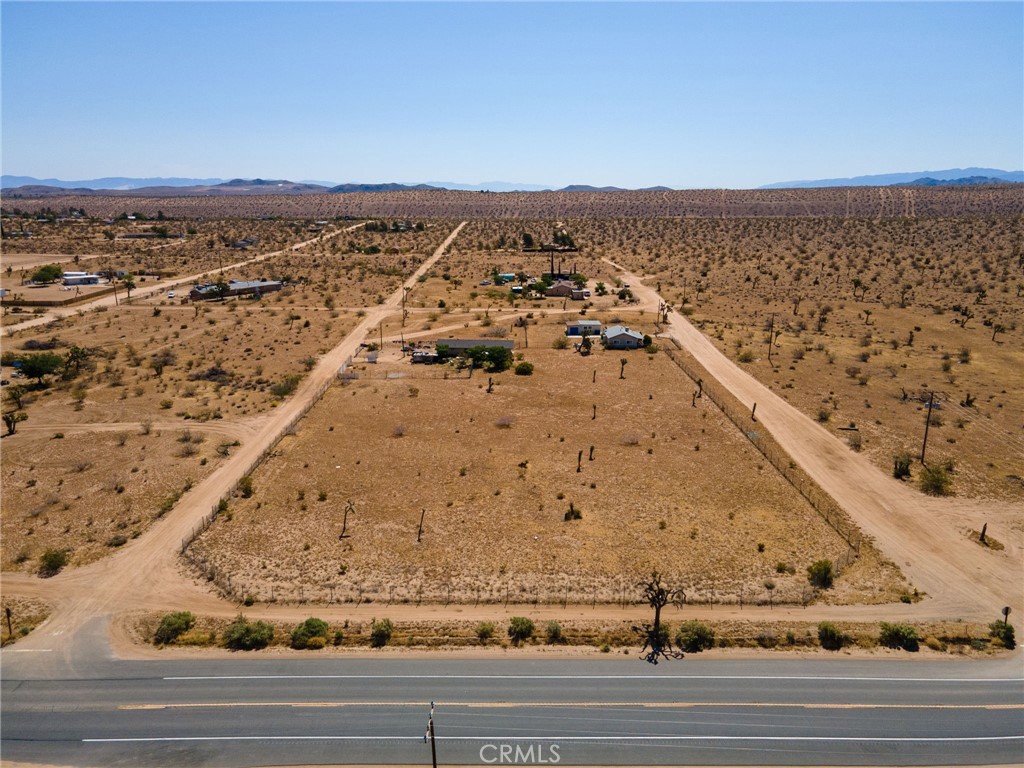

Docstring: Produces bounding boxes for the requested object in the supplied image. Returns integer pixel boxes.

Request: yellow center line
[119,701,1024,711]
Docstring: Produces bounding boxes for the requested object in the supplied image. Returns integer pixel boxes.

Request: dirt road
[608,260,1022,621]
[2,221,366,336]
[0,222,467,661]
[2,234,1017,664]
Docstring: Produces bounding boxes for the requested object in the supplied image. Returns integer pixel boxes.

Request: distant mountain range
[0,175,226,190]
[2,169,1020,196]
[0,176,675,195]
[0,176,556,193]
[759,168,1023,189]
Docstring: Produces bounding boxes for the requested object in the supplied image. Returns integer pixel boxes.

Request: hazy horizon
[2,2,1022,188]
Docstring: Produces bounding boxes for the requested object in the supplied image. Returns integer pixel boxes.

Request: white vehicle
[167,291,176,299]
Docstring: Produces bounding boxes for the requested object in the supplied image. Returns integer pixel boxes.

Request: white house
[62,272,101,286]
[602,325,644,350]
[565,319,603,337]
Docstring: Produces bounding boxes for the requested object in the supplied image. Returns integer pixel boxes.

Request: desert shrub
[223,614,274,650]
[270,374,301,398]
[545,621,563,644]
[105,535,128,548]
[893,452,913,480]
[879,622,919,652]
[675,620,715,653]
[508,616,535,645]
[514,362,534,376]
[154,611,196,645]
[756,631,778,648]
[291,617,329,649]
[38,549,68,577]
[370,618,394,647]
[237,475,254,498]
[817,621,846,651]
[476,622,496,643]
[737,349,755,363]
[807,559,834,589]
[552,336,569,349]
[989,621,1016,649]
[919,464,953,496]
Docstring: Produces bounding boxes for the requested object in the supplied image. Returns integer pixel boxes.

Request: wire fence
[661,340,861,574]
[168,569,827,609]
[179,368,337,574]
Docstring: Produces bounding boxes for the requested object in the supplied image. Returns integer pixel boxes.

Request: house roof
[603,325,644,340]
[568,319,602,327]
[435,338,515,350]
[192,279,281,296]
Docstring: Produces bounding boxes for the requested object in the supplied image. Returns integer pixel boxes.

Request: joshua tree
[619,358,628,379]
[3,411,27,435]
[633,571,685,664]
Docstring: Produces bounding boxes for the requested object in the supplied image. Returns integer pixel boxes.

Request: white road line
[162,674,1024,683]
[83,735,1024,743]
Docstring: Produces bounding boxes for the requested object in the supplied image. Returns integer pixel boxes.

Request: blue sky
[2,1,1022,188]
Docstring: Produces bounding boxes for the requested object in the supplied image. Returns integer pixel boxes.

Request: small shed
[566,319,603,337]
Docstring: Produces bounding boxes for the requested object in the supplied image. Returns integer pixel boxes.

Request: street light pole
[424,701,437,768]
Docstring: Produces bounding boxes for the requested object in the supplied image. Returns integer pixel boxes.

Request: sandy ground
[609,259,1023,620]
[1,221,366,335]
[1,223,1019,667]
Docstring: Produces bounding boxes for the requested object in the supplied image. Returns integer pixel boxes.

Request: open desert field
[565,216,1023,501]
[0,218,459,573]
[188,316,905,608]
[5,184,1023,222]
[1,197,1018,630]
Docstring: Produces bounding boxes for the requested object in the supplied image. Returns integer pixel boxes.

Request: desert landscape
[1,188,1021,654]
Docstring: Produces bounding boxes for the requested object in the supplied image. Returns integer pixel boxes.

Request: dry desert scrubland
[1,187,1021,655]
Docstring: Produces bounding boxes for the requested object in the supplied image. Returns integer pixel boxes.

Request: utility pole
[424,701,437,768]
[920,392,935,464]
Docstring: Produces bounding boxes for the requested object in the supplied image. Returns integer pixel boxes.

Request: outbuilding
[565,319,603,337]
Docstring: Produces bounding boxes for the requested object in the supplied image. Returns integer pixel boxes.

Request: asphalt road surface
[3,625,1022,767]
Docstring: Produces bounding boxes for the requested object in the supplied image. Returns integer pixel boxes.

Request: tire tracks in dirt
[605,258,1022,622]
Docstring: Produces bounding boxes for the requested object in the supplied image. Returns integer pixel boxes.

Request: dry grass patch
[1,429,221,569]
[192,320,903,606]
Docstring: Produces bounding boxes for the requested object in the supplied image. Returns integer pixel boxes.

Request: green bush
[237,475,254,498]
[817,622,846,651]
[507,616,535,645]
[514,362,534,376]
[370,618,394,648]
[38,549,69,577]
[476,622,495,643]
[807,559,834,589]
[154,611,196,645]
[270,374,301,399]
[919,464,953,496]
[545,621,563,644]
[675,620,715,653]
[223,614,274,650]
[893,452,913,480]
[291,617,329,649]
[989,621,1016,649]
[879,622,919,652]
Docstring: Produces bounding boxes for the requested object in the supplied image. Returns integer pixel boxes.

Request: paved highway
[3,624,1021,767]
